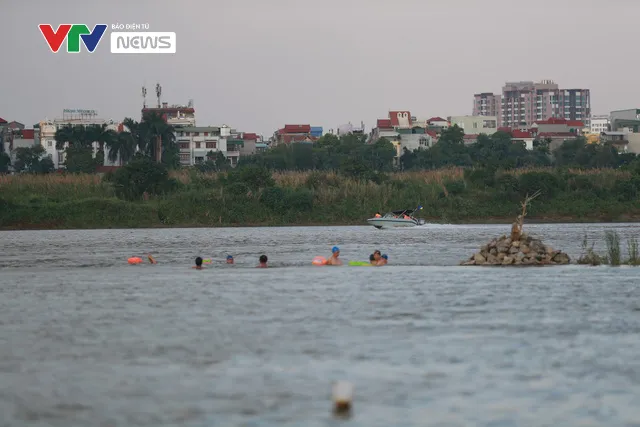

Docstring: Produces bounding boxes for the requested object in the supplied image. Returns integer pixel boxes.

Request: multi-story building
[530,117,583,151]
[610,109,640,133]
[368,111,438,165]
[174,125,232,166]
[590,114,610,134]
[474,80,590,129]
[141,102,196,127]
[473,93,501,117]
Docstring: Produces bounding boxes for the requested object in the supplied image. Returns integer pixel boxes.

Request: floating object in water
[348,261,371,266]
[312,256,327,266]
[332,381,353,415]
[203,259,212,264]
[128,257,143,265]
[147,254,157,264]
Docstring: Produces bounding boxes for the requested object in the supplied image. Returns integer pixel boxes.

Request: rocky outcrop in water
[461,233,570,266]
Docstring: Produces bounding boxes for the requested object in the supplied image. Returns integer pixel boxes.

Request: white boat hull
[367,218,421,229]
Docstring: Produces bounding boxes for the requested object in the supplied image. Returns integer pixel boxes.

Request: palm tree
[141,111,175,163]
[122,117,148,153]
[54,124,85,150]
[106,131,137,165]
[86,123,117,155]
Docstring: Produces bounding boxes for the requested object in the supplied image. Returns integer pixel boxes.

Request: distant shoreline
[3,216,640,231]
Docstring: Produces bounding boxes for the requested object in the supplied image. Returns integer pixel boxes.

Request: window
[58,152,63,163]
[193,132,199,136]
[195,157,204,164]
[179,143,190,149]
[206,142,216,149]
[185,132,190,136]
[195,142,201,149]
[204,132,209,136]
[47,140,53,147]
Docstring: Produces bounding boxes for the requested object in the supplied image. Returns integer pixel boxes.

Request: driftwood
[511,190,541,241]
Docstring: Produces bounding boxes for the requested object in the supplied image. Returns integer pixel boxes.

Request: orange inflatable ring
[312,256,327,266]
[128,257,143,264]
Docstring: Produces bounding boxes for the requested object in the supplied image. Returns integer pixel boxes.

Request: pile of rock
[461,233,571,266]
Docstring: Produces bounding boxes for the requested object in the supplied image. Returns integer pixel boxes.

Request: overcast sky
[1,0,638,136]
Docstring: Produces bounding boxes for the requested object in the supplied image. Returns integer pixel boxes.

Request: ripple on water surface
[1,224,640,426]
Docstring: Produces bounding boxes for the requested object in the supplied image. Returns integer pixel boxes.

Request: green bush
[112,155,173,200]
[518,171,560,198]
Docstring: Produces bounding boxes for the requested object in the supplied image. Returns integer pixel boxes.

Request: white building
[590,114,610,134]
[37,112,123,169]
[448,115,498,135]
[174,124,240,166]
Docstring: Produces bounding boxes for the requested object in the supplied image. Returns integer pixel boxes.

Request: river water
[1,223,640,426]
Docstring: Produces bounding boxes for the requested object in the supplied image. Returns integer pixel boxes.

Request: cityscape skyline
[2,0,637,136]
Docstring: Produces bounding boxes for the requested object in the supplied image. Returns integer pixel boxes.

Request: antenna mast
[155,83,162,108]
[141,86,147,108]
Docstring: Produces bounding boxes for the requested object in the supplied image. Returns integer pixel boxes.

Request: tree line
[240,125,637,174]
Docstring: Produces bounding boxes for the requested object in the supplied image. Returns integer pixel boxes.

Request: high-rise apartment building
[473,80,590,128]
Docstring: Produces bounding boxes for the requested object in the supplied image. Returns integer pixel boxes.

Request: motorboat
[367,206,425,229]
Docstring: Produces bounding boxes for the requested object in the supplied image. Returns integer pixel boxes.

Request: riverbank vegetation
[3,123,640,229]
[3,158,640,229]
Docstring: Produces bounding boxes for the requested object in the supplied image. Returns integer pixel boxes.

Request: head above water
[332,246,340,255]
[195,257,203,266]
[259,255,268,263]
[373,250,381,260]
[382,254,388,260]
[226,255,234,264]
[369,254,375,262]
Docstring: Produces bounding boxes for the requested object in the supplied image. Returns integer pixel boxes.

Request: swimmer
[369,254,376,265]
[257,254,268,268]
[379,254,388,265]
[147,254,157,264]
[326,246,343,266]
[193,256,204,269]
[373,250,382,264]
[226,255,234,264]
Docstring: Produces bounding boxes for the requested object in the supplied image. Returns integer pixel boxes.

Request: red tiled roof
[0,117,6,124]
[283,124,311,133]
[534,117,584,127]
[243,132,258,140]
[498,127,512,132]
[389,111,412,127]
[427,117,447,123]
[511,130,532,138]
[21,129,34,139]
[426,130,438,138]
[537,132,579,137]
[377,119,392,128]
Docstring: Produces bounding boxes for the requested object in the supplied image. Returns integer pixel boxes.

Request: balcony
[226,151,240,157]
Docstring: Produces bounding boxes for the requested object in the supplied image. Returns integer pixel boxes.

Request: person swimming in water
[257,255,268,268]
[369,254,376,265]
[379,254,388,265]
[147,254,157,264]
[193,256,204,269]
[226,255,234,264]
[326,246,343,265]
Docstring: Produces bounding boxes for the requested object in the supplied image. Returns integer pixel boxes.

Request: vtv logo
[39,24,107,53]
